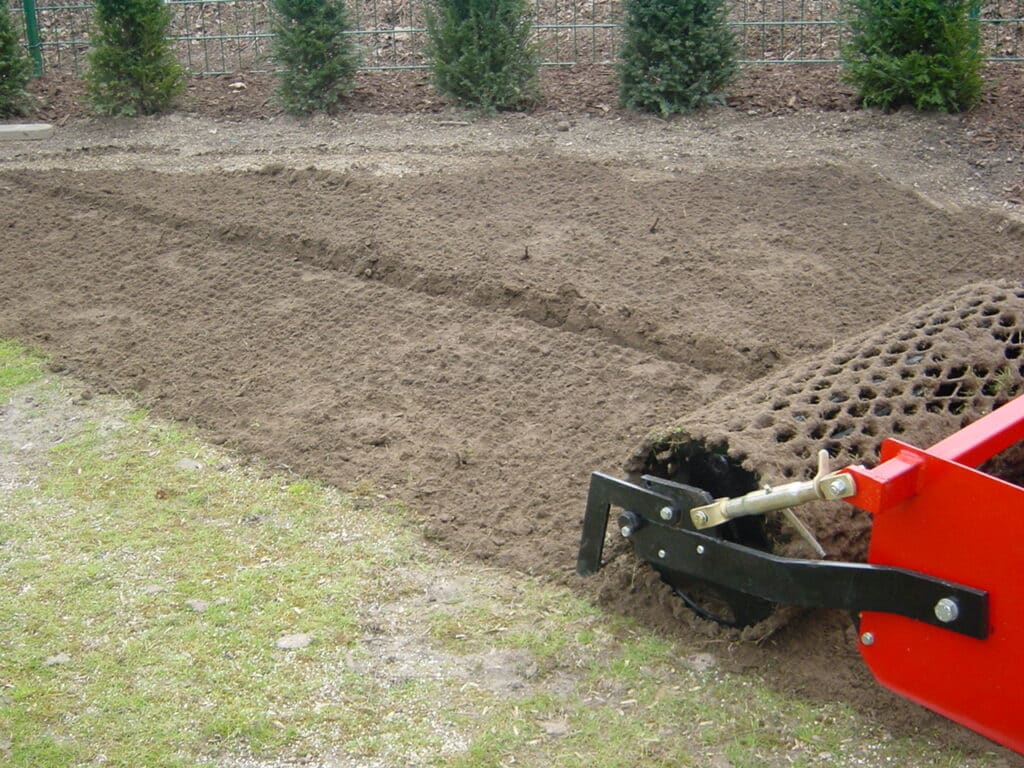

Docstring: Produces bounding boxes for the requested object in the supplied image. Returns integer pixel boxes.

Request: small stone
[684,652,718,672]
[540,719,570,737]
[556,121,571,132]
[276,633,313,650]
[185,599,210,613]
[176,458,204,472]
[44,652,72,666]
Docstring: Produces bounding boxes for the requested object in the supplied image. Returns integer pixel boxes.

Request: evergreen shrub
[618,0,737,116]
[85,0,184,115]
[842,0,983,112]
[271,0,359,114]
[0,1,32,117]
[425,0,539,111]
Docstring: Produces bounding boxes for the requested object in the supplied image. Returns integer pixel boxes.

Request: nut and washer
[934,597,960,623]
[694,510,709,525]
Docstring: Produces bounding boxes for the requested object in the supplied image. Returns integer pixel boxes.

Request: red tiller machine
[578,394,1024,753]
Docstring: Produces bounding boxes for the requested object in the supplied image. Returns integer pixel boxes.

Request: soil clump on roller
[2,112,1024,760]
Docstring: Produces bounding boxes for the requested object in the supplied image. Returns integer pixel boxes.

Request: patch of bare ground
[3,58,1024,764]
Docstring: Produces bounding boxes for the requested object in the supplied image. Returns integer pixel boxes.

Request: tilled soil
[2,105,1023,760]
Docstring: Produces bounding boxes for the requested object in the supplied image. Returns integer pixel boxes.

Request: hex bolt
[696,545,705,555]
[860,632,875,646]
[620,525,633,538]
[659,506,675,522]
[828,477,848,497]
[657,549,667,559]
[934,597,960,623]
[694,510,709,525]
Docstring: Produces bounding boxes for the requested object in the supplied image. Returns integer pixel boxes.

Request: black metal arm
[578,473,989,639]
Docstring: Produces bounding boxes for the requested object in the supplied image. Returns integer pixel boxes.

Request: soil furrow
[7,168,749,374]
[0,175,702,578]
[10,160,1023,387]
[9,168,712,372]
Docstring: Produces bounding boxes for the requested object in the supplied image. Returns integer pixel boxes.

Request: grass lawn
[0,340,1008,768]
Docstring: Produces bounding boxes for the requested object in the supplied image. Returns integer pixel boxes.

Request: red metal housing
[845,395,1024,754]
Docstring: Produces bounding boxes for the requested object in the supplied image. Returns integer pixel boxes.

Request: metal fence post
[968,0,981,53]
[20,0,44,75]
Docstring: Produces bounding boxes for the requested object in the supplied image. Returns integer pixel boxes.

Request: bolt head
[696,545,705,555]
[695,510,709,525]
[657,549,667,559]
[659,506,675,521]
[934,597,959,623]
[828,478,847,496]
[860,632,875,646]
[617,511,641,539]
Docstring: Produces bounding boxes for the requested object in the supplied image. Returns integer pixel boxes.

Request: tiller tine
[579,394,1024,754]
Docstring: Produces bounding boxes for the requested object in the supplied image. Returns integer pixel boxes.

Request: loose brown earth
[3,65,1024,762]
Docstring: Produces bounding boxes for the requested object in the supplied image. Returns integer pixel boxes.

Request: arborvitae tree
[842,0,983,112]
[425,0,539,111]
[618,0,737,115]
[85,0,185,116]
[271,0,359,114]
[0,1,32,117]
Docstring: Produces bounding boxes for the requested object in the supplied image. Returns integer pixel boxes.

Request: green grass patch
[1,387,421,765]
[0,342,1009,768]
[0,340,45,400]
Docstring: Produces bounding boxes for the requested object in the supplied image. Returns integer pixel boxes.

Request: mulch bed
[25,63,1024,153]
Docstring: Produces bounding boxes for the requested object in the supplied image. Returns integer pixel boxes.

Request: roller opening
[641,438,776,628]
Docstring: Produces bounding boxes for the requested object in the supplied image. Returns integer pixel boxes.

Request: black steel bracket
[578,472,989,639]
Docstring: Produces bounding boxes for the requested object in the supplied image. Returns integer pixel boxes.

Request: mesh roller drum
[627,280,1024,567]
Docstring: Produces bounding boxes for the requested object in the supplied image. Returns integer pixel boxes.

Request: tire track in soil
[1,162,1022,759]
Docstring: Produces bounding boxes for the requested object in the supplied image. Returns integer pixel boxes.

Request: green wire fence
[8,0,1024,76]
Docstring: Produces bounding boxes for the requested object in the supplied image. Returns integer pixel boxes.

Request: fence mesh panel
[7,0,1024,76]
